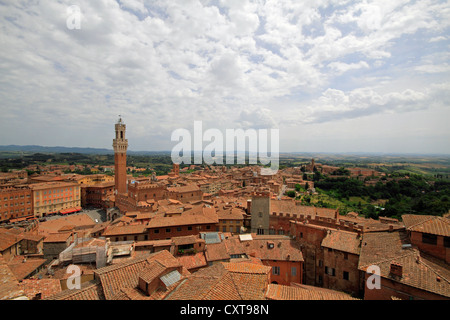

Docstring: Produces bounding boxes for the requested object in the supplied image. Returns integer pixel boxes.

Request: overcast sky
[0,0,449,154]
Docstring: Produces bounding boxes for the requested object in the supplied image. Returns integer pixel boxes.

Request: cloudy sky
[0,0,449,154]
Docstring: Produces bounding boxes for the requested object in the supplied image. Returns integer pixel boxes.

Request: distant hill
[0,145,113,154]
[0,145,170,156]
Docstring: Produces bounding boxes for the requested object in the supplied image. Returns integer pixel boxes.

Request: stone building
[0,185,33,222]
[250,190,272,235]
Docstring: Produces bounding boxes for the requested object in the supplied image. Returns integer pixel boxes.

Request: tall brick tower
[113,116,128,195]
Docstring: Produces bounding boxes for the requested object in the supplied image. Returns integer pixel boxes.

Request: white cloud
[119,0,148,15]
[0,0,448,153]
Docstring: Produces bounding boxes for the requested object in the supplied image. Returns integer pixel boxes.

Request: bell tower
[113,116,128,195]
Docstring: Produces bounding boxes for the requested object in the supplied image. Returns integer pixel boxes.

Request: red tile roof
[266,283,358,300]
[45,280,105,300]
[205,242,230,262]
[146,211,218,229]
[0,229,23,251]
[222,262,272,274]
[102,224,147,237]
[43,232,72,243]
[373,250,450,298]
[246,236,304,262]
[94,250,182,300]
[20,279,62,300]
[177,252,208,270]
[164,262,270,300]
[94,254,152,300]
[402,214,450,237]
[321,229,361,255]
[358,230,412,270]
[0,253,26,300]
[138,260,166,284]
[7,256,47,280]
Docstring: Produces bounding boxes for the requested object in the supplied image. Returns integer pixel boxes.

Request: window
[258,212,262,218]
[319,260,323,268]
[344,252,348,260]
[291,267,297,276]
[422,233,437,245]
[187,226,192,231]
[300,232,303,238]
[166,228,171,233]
[154,229,159,234]
[257,228,264,235]
[177,227,182,232]
[325,266,335,276]
[444,237,450,248]
[206,225,210,230]
[272,266,280,275]
[343,271,349,280]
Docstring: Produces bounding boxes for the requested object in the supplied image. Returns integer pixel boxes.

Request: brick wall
[322,249,360,296]
[264,260,303,286]
[410,231,449,264]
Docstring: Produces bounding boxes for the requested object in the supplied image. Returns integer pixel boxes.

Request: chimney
[389,225,394,232]
[390,262,403,277]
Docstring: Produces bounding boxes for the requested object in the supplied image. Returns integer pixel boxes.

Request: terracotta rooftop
[0,253,26,300]
[217,207,245,220]
[46,280,105,300]
[321,229,361,255]
[0,228,24,251]
[402,214,450,237]
[146,210,218,229]
[138,260,166,284]
[371,250,450,298]
[205,242,231,262]
[28,181,79,190]
[223,237,247,256]
[7,256,47,280]
[147,249,182,269]
[164,262,270,300]
[93,249,185,300]
[266,283,359,300]
[43,232,72,243]
[172,235,198,246]
[245,236,303,262]
[102,224,147,237]
[19,279,61,300]
[222,262,272,274]
[94,253,153,300]
[38,214,95,237]
[167,184,201,193]
[358,230,412,270]
[176,252,208,270]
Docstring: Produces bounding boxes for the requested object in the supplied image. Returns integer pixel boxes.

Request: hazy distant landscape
[2,145,449,178]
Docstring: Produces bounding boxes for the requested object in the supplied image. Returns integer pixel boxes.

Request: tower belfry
[113,116,128,194]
